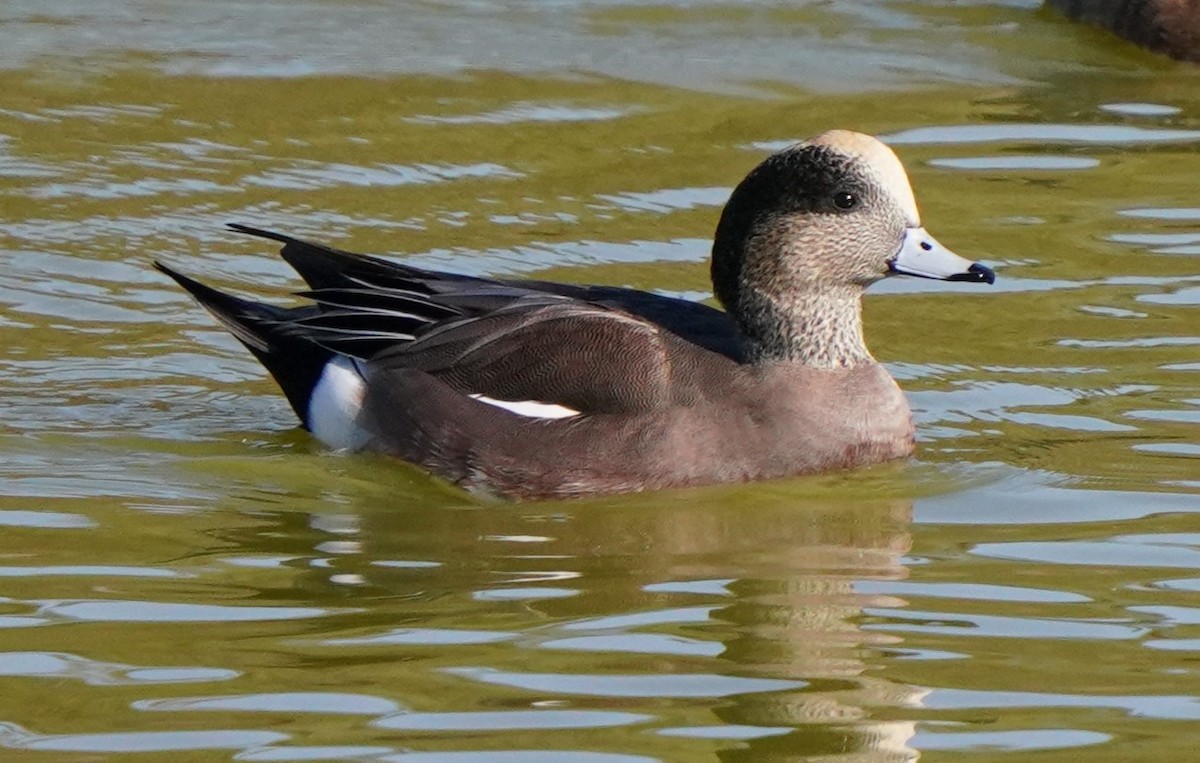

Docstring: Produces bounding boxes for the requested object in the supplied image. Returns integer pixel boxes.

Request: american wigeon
[1048,0,1200,62]
[158,130,994,499]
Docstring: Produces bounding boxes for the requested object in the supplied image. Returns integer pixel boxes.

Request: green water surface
[2,1,1200,761]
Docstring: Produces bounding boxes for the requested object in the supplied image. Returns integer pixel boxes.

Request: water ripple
[0,651,237,685]
[0,724,288,754]
[444,667,804,698]
[0,510,95,529]
[854,581,1090,604]
[236,746,395,761]
[540,633,725,657]
[324,628,516,647]
[375,710,651,732]
[242,161,521,191]
[864,608,1145,640]
[913,727,1110,752]
[928,156,1099,171]
[925,688,1200,720]
[406,102,634,126]
[36,600,343,623]
[971,537,1200,568]
[0,565,181,578]
[657,725,792,739]
[883,124,1200,145]
[134,693,401,716]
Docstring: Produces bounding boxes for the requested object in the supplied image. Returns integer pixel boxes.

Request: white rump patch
[308,356,371,451]
[469,394,581,420]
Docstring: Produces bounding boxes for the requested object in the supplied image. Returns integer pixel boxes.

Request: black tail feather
[226,222,485,294]
[226,222,420,291]
[154,261,330,428]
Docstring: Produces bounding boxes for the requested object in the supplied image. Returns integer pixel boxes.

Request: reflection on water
[1,0,1200,760]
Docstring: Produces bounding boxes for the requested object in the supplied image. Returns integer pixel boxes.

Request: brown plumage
[156,131,994,500]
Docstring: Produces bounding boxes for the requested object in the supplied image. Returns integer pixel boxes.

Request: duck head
[711,130,993,366]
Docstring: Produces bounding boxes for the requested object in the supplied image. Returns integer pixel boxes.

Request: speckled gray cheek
[708,137,920,369]
[855,188,910,276]
[710,145,864,309]
[764,187,905,287]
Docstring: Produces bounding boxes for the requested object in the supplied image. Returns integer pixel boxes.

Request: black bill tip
[946,263,995,285]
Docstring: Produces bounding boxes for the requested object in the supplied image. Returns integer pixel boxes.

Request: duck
[1047,0,1200,62]
[157,130,994,500]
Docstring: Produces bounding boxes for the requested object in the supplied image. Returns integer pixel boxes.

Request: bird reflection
[238,473,925,762]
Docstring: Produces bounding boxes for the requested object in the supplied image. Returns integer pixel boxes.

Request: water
[2,1,1200,760]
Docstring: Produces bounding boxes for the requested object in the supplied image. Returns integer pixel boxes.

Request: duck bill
[888,226,995,284]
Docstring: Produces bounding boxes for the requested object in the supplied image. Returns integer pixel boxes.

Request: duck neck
[738,288,873,369]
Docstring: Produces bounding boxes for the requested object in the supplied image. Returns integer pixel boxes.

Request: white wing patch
[308,356,371,451]
[469,394,581,420]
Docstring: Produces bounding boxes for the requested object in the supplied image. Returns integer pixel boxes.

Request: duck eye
[833,191,857,210]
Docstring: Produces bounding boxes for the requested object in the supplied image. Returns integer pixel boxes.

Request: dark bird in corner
[1048,0,1200,61]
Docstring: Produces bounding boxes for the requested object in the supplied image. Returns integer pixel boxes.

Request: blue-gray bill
[887,225,995,284]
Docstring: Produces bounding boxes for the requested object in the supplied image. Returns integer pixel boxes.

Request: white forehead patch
[806,130,920,225]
